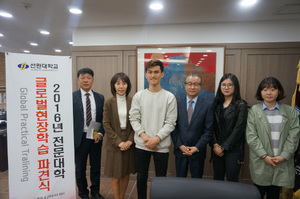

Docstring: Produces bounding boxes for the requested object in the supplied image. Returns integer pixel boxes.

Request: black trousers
[135,148,169,199]
[212,151,242,182]
[254,184,281,199]
[75,133,102,197]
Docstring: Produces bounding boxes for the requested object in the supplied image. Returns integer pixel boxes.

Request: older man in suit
[172,73,213,178]
[73,68,105,199]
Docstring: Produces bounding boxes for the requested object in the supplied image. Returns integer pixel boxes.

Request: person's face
[77,73,94,92]
[115,78,128,96]
[185,76,201,99]
[220,78,235,98]
[145,65,164,87]
[261,86,279,104]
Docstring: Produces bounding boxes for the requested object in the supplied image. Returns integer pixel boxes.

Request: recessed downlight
[0,33,3,37]
[40,30,50,35]
[55,49,62,53]
[30,43,38,46]
[0,12,13,18]
[24,50,30,53]
[69,41,73,45]
[150,3,163,10]
[69,8,82,14]
[240,0,257,6]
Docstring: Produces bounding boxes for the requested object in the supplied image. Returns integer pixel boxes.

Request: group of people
[73,59,300,199]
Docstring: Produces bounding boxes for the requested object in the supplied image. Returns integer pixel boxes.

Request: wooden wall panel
[241,49,300,106]
[72,51,123,99]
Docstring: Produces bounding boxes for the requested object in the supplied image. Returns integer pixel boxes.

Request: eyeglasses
[184,82,201,87]
[221,83,234,88]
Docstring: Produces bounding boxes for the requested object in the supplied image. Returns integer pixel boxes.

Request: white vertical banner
[6,53,76,199]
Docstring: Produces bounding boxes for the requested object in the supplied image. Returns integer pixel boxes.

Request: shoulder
[104,97,115,105]
[93,91,104,100]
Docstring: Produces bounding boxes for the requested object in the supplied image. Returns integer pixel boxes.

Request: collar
[80,88,92,96]
[262,102,279,111]
[186,96,198,104]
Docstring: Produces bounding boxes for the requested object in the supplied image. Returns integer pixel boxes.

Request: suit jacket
[73,89,105,148]
[103,96,134,152]
[172,97,213,159]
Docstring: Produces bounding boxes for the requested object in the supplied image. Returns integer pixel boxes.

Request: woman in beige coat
[103,72,136,199]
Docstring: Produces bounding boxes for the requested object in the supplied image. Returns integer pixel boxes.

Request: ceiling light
[240,0,257,6]
[150,3,163,10]
[24,50,30,53]
[69,8,82,14]
[30,43,38,46]
[40,30,50,35]
[0,45,2,47]
[0,12,13,18]
[0,33,3,37]
[55,49,62,53]
[69,41,73,45]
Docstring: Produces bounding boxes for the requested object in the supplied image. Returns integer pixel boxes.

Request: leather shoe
[80,196,89,199]
[90,193,104,199]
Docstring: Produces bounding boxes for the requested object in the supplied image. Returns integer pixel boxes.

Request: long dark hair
[213,73,241,108]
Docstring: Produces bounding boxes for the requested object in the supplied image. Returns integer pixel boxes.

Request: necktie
[85,93,91,126]
[187,100,194,124]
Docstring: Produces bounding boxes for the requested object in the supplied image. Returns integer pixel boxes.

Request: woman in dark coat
[103,72,135,199]
[211,73,248,182]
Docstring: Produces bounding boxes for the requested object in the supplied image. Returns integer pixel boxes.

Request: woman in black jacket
[211,73,248,182]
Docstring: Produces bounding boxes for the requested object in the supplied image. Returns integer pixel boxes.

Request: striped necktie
[85,93,91,126]
[187,100,194,124]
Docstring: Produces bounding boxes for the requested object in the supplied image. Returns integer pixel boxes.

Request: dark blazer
[211,100,248,151]
[73,89,105,148]
[103,96,134,152]
[172,97,213,159]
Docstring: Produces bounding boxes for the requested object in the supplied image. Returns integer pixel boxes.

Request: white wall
[73,20,300,46]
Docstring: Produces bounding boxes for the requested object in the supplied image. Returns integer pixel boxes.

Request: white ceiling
[0,0,300,56]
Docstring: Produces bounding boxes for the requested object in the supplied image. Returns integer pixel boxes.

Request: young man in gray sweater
[129,59,177,199]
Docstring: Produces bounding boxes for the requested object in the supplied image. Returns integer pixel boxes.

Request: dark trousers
[75,133,102,197]
[212,151,242,182]
[136,148,169,199]
[254,184,281,199]
[175,155,204,178]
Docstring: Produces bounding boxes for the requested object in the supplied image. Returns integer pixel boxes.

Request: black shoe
[90,193,104,199]
[80,196,90,199]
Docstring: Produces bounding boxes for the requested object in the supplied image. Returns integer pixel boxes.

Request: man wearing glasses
[172,73,213,178]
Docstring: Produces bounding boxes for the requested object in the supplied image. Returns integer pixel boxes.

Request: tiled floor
[0,169,151,199]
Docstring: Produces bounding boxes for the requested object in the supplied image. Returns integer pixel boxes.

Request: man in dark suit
[172,73,213,178]
[73,68,105,199]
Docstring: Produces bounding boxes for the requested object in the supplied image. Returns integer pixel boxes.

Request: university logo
[18,63,29,70]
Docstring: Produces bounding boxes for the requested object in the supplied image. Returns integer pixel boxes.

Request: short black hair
[255,77,286,101]
[110,72,132,96]
[213,73,241,108]
[145,60,164,73]
[77,68,94,78]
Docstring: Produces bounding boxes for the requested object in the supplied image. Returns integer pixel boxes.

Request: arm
[279,106,300,160]
[194,103,214,151]
[221,101,248,151]
[246,107,268,158]
[156,95,177,141]
[129,93,145,136]
[102,99,123,147]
